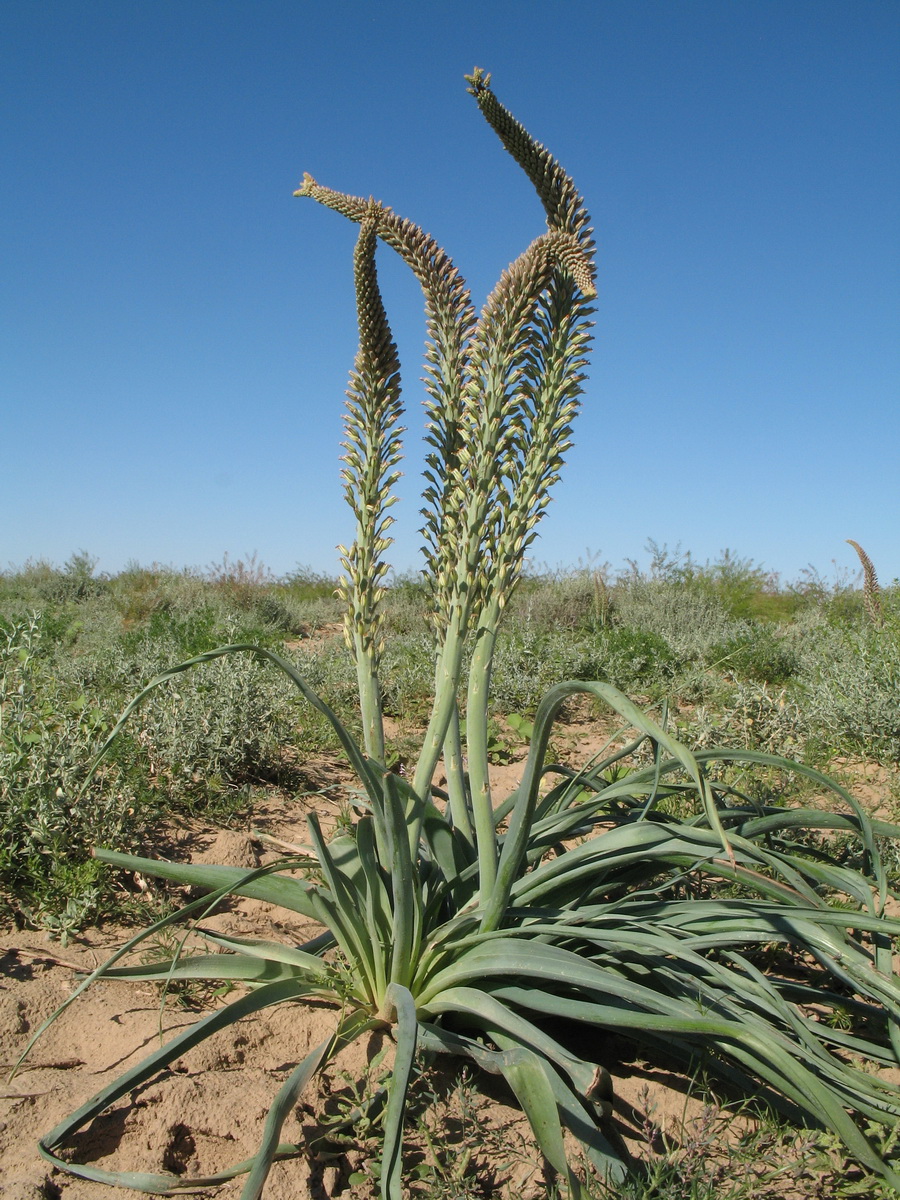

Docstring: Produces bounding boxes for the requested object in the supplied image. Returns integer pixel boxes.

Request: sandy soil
[1,904,700,1200]
[2,731,888,1198]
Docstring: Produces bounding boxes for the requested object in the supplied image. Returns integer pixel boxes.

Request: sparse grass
[3,555,899,934]
[583,1084,900,1200]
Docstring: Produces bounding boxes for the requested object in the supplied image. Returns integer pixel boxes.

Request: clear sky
[3,1,898,585]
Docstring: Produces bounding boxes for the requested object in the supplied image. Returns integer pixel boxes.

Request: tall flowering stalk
[337,211,404,763]
[297,69,596,896]
[847,538,885,628]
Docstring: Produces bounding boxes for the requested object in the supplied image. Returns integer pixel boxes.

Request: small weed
[506,712,534,742]
[405,1064,523,1198]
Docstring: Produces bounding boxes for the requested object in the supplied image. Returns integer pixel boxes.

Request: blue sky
[3,1,898,585]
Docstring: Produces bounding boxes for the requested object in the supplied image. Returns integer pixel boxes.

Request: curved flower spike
[465,67,596,265]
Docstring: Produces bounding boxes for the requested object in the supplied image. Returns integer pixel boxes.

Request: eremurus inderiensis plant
[17,68,900,1198]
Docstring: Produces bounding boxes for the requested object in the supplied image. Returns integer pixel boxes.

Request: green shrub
[487,627,589,713]
[381,574,432,637]
[710,622,799,684]
[487,625,675,716]
[797,614,900,762]
[0,614,144,933]
[510,568,609,632]
[685,681,808,761]
[611,577,739,663]
[4,551,110,606]
[588,625,676,691]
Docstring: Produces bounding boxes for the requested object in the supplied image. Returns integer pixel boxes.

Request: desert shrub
[381,574,432,636]
[796,611,900,763]
[682,549,789,623]
[129,649,299,792]
[276,565,344,629]
[685,681,808,761]
[510,567,610,632]
[586,626,676,691]
[121,604,222,657]
[116,581,293,656]
[0,607,318,933]
[380,631,438,719]
[487,625,676,716]
[7,551,110,606]
[486,628,582,713]
[709,621,799,684]
[290,635,358,709]
[0,614,146,932]
[280,563,341,601]
[612,544,820,629]
[69,627,306,794]
[109,563,213,627]
[611,577,739,663]
[205,554,327,636]
[248,590,308,635]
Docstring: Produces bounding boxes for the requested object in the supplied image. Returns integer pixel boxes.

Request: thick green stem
[353,640,385,763]
[412,608,467,801]
[442,705,474,843]
[466,600,502,900]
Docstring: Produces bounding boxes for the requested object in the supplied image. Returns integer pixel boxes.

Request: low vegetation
[3,549,897,941]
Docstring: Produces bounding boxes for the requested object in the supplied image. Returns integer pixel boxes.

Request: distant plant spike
[846,539,884,628]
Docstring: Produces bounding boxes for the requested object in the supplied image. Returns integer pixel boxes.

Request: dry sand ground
[2,731,890,1198]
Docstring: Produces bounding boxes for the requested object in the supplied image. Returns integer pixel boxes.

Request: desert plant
[709,622,799,685]
[19,68,900,1200]
[685,681,808,761]
[846,539,885,629]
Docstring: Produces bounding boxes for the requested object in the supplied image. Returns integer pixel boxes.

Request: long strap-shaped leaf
[13,858,302,1077]
[481,680,732,933]
[417,1023,627,1185]
[379,983,418,1200]
[307,812,381,1005]
[490,982,900,1186]
[421,984,605,1101]
[493,1040,584,1200]
[384,773,421,989]
[99,954,317,985]
[93,847,322,919]
[418,991,593,1197]
[193,928,334,973]
[239,1008,376,1200]
[691,747,888,904]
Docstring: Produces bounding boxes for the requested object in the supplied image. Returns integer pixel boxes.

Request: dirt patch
[0,927,694,1199]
